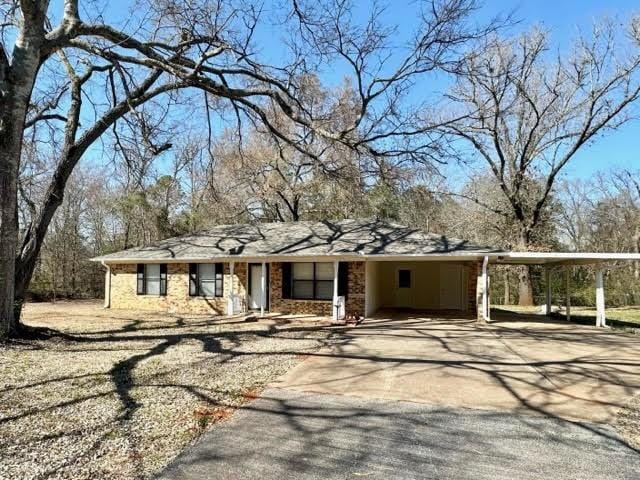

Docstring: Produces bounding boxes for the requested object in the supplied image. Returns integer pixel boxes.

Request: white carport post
[482,255,490,322]
[260,261,266,317]
[565,266,571,322]
[332,260,339,322]
[545,267,552,316]
[228,261,235,315]
[596,268,606,327]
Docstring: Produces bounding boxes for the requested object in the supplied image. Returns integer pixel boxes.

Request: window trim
[189,263,224,298]
[291,262,334,301]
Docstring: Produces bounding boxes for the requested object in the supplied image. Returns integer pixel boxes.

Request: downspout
[101,261,111,308]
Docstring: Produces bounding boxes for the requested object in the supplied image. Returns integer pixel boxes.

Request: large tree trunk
[517,265,535,306]
[0,5,46,337]
[516,228,535,306]
[0,122,21,338]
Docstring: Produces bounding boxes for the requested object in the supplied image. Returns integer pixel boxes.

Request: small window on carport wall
[398,269,411,288]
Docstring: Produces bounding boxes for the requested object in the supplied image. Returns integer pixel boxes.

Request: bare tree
[0,0,498,337]
[443,21,640,305]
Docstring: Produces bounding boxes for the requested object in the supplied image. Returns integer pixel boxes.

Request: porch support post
[333,260,339,322]
[482,255,490,322]
[545,266,552,316]
[228,261,235,315]
[565,266,571,322]
[260,262,266,317]
[596,268,606,327]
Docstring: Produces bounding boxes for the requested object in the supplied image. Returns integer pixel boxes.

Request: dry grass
[0,301,338,480]
[495,304,640,330]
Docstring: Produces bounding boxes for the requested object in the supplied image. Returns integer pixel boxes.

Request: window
[137,264,167,295]
[398,269,411,288]
[290,262,334,300]
[189,263,223,297]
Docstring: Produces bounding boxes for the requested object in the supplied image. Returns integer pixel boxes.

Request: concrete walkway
[157,313,640,479]
[159,388,640,480]
[276,312,640,423]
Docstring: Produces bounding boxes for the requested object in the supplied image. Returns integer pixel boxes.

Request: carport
[478,252,640,327]
[364,258,478,317]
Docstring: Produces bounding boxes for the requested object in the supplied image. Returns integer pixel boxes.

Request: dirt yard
[0,301,338,480]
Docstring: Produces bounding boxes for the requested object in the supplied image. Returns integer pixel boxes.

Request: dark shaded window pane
[398,269,411,288]
[316,280,333,300]
[293,280,314,299]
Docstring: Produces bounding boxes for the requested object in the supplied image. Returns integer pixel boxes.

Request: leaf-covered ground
[0,301,337,480]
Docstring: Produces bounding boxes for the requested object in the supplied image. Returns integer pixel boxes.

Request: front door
[395,267,413,308]
[248,263,269,310]
[439,263,463,310]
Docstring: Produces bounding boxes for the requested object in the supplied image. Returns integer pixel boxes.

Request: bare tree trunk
[0,125,21,338]
[517,229,535,306]
[517,266,535,306]
[0,4,46,337]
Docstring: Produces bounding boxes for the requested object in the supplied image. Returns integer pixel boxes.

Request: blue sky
[478,0,639,179]
[75,0,639,181]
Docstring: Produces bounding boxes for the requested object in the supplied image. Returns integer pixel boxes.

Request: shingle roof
[91,219,501,262]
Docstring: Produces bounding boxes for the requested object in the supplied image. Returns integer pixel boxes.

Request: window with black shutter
[189,263,224,297]
[137,264,166,296]
[291,262,334,300]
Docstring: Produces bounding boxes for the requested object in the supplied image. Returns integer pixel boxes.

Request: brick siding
[109,263,246,314]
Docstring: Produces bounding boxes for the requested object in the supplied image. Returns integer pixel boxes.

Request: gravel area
[617,393,640,451]
[0,301,339,480]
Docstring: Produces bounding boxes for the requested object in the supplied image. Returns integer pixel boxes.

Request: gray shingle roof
[92,219,501,262]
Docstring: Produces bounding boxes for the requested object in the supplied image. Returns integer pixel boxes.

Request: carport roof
[91,219,501,263]
[487,251,640,265]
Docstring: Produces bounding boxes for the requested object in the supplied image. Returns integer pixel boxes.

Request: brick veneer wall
[467,261,479,313]
[269,261,366,318]
[346,261,365,317]
[109,262,247,314]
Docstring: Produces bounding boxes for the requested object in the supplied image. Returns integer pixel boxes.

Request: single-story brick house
[92,219,640,324]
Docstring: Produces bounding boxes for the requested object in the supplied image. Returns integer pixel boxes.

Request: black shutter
[160,264,167,296]
[282,263,292,299]
[137,264,145,295]
[189,263,198,296]
[338,262,348,297]
[215,262,224,297]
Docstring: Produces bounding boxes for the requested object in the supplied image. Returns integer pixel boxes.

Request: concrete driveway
[158,312,640,479]
[275,311,640,423]
[159,388,640,480]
